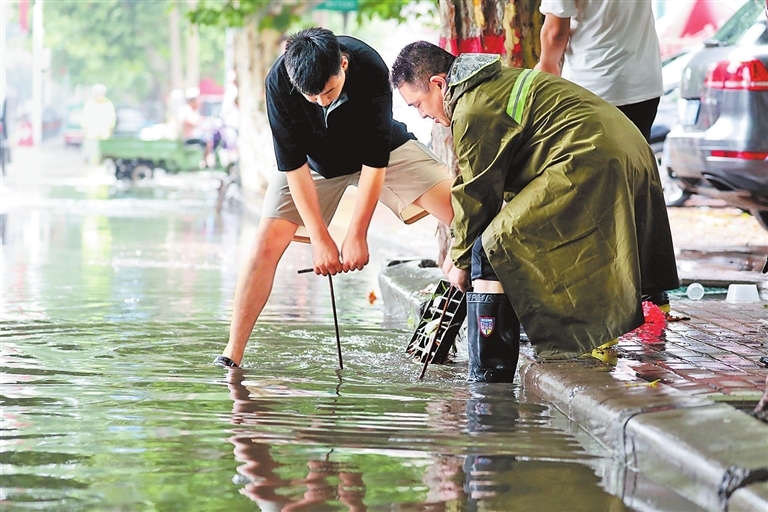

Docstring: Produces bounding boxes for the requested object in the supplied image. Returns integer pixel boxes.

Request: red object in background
[439,35,507,58]
[199,77,224,96]
[657,0,740,57]
[19,0,29,33]
[679,0,730,38]
[18,121,33,147]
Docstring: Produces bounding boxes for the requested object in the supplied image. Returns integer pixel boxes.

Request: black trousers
[617,97,660,144]
[471,237,499,282]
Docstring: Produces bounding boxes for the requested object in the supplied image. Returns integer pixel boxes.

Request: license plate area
[678,99,700,126]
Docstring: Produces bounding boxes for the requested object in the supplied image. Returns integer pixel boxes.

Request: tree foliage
[188,0,419,30]
[44,0,225,108]
[188,0,302,31]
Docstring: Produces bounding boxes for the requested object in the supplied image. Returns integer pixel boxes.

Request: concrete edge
[730,481,768,512]
[516,358,713,450]
[624,404,768,511]
[378,259,768,512]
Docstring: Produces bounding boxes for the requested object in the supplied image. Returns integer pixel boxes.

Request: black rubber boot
[466,292,520,383]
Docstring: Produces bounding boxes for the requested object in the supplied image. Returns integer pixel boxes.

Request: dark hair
[390,41,456,90]
[284,27,342,95]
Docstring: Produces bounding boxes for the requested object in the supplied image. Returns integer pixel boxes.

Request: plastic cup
[725,284,760,303]
[686,282,705,300]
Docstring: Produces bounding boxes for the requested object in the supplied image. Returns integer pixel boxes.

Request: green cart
[99,136,214,180]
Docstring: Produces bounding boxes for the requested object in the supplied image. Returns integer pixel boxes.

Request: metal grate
[406,280,466,366]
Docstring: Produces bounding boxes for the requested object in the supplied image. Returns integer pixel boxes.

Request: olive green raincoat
[445,54,679,359]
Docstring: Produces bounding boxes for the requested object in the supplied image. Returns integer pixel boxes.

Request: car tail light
[704,59,768,90]
[710,150,768,160]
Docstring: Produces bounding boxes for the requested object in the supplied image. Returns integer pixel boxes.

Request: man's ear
[429,75,448,93]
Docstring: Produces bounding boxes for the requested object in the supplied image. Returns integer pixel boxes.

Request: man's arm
[534,13,571,76]
[341,165,386,273]
[285,164,343,276]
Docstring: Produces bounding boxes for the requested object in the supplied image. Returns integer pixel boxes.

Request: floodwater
[1,156,630,510]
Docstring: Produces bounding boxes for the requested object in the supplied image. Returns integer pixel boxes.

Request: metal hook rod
[328,274,343,370]
[297,267,343,370]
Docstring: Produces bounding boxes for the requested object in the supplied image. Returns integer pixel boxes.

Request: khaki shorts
[261,139,450,226]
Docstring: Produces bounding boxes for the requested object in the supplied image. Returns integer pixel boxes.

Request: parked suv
[663,0,768,230]
[651,50,694,206]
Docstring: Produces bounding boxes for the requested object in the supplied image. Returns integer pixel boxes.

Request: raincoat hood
[444,54,502,120]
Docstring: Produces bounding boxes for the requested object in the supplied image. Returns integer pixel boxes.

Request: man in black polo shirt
[214,27,453,368]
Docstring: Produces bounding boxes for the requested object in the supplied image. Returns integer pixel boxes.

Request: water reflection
[224,369,626,511]
[2,169,630,510]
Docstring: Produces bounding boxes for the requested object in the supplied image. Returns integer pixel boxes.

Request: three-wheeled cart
[99,137,236,180]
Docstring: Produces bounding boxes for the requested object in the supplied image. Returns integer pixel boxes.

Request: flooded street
[0,143,632,510]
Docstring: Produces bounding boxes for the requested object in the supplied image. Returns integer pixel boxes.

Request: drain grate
[406,280,466,365]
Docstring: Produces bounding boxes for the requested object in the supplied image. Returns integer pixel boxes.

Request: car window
[661,52,694,93]
[711,0,765,45]
[742,19,768,44]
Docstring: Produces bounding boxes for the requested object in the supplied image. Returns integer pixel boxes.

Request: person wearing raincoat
[391,42,679,380]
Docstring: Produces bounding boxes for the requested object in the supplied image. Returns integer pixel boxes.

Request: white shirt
[539,0,663,106]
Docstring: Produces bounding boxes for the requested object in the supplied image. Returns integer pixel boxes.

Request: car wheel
[652,142,691,207]
[131,164,152,181]
[751,209,768,232]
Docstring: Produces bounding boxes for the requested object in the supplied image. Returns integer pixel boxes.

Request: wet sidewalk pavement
[613,300,767,399]
[378,259,768,512]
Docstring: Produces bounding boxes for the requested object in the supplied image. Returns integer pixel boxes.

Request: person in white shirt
[535,0,663,143]
[80,84,116,164]
[179,87,216,167]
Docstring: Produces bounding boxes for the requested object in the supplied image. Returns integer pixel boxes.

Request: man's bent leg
[412,179,453,226]
[220,217,298,366]
[378,140,454,226]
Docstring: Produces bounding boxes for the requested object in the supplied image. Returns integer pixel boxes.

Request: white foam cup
[686,283,705,300]
[725,284,760,303]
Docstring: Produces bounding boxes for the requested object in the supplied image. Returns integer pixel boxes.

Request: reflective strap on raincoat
[506,69,540,124]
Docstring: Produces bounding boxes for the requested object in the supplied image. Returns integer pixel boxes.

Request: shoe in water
[213,355,239,368]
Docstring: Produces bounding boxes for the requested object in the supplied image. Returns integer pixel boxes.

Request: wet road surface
[1,142,631,510]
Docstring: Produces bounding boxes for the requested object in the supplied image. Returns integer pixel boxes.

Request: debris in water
[665,312,690,322]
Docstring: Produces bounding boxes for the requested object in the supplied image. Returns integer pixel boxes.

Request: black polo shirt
[265,36,415,179]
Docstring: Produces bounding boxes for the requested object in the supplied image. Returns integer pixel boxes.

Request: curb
[378,258,768,512]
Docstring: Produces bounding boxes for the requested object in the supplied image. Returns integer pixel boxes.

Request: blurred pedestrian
[179,87,220,167]
[80,84,116,165]
[391,42,679,375]
[178,87,203,141]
